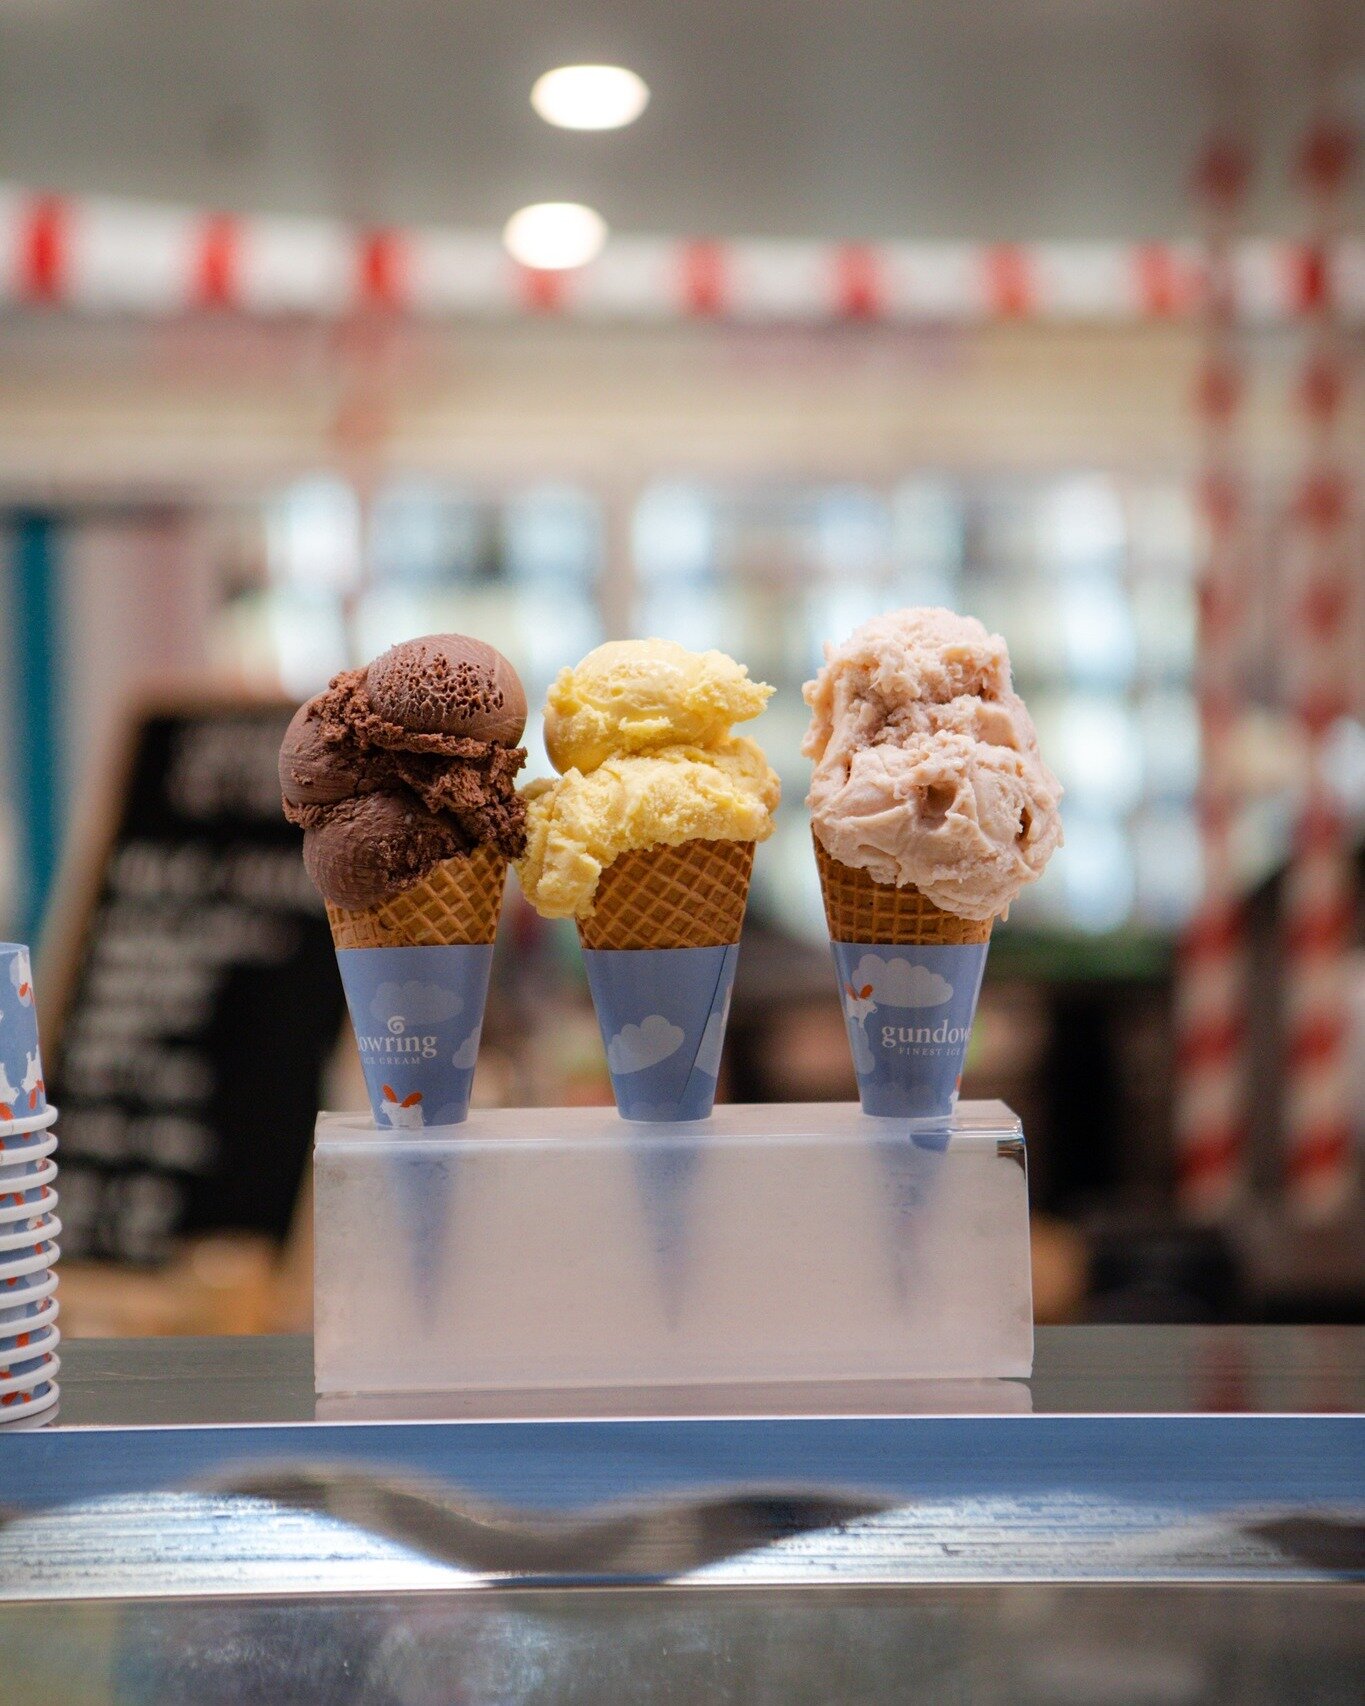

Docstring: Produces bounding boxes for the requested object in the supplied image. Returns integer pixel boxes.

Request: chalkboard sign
[44,698,346,1265]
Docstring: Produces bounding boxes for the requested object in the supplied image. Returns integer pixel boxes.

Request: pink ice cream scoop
[802,607,1063,921]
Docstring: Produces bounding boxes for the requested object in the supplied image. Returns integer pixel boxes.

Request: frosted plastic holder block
[314,1101,1033,1396]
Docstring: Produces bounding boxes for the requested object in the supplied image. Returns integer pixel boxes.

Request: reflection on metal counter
[1,1330,1361,1598]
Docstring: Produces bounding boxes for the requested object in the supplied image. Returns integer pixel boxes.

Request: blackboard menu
[46,700,346,1264]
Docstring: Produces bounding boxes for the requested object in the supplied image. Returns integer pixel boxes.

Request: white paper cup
[0,1403,57,1428]
[0,1270,59,1317]
[0,1349,58,1395]
[0,1223,51,1257]
[2,1324,58,1363]
[0,1243,58,1282]
[0,1106,58,1142]
[0,1214,59,1254]
[0,1313,57,1357]
[0,1331,55,1367]
[0,1164,57,1204]
[0,1183,55,1226]
[0,1294,58,1339]
[0,1137,57,1179]
[0,1380,58,1423]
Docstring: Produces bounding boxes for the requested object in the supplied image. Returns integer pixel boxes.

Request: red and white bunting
[1173,136,1255,1221]
[1,185,1363,323]
[1281,121,1359,1223]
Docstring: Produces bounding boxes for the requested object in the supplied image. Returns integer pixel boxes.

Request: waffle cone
[326,843,508,949]
[813,834,992,946]
[578,838,755,950]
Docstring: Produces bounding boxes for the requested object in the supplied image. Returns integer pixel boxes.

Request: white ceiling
[1,0,1361,239]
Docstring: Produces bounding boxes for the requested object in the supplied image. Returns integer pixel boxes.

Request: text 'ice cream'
[281,634,528,910]
[803,608,1062,921]
[517,639,780,921]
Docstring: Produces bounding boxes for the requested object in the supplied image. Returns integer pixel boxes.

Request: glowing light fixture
[531,64,649,131]
[503,202,607,270]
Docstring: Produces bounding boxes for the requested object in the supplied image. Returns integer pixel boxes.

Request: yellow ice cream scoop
[519,738,779,920]
[520,641,779,1127]
[517,638,780,922]
[544,638,772,775]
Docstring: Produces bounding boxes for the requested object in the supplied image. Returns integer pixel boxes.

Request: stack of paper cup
[0,1108,59,1422]
[0,944,59,1424]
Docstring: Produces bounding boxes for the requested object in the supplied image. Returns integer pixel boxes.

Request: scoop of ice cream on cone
[516,639,779,1123]
[281,634,528,919]
[544,639,771,774]
[803,607,1062,924]
[282,634,529,1127]
[804,608,1061,1119]
[517,739,776,932]
[516,640,779,933]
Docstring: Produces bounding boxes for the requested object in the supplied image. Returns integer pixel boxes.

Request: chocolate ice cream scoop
[279,700,374,806]
[282,632,529,909]
[367,636,527,745]
[303,792,469,912]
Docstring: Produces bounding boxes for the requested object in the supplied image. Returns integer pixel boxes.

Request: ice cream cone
[330,847,506,1130]
[579,839,753,1128]
[814,832,991,1120]
[812,837,992,947]
[326,844,508,949]
[578,837,754,951]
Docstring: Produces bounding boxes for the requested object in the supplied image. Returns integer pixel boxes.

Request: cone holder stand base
[315,1101,1032,1397]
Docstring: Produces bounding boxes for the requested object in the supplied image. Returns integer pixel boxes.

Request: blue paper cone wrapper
[583,945,740,1123]
[336,944,495,1129]
[0,946,46,1122]
[832,940,989,1119]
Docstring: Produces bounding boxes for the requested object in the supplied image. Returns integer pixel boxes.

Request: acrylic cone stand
[314,1100,1033,1396]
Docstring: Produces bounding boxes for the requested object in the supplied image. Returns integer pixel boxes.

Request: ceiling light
[531,64,649,131]
[503,202,607,270]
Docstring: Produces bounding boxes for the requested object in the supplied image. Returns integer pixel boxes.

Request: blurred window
[266,475,363,595]
[504,484,600,588]
[370,483,489,585]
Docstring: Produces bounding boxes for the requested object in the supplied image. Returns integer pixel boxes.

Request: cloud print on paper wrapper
[848,954,954,1009]
[846,1017,876,1075]
[451,1028,482,1071]
[9,950,32,1004]
[607,1015,685,1075]
[692,994,731,1079]
[369,981,464,1027]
